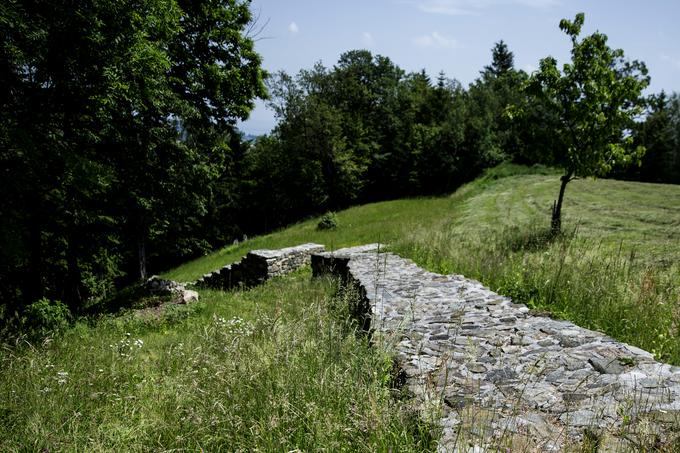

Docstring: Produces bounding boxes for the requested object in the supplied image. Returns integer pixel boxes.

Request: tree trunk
[551,171,573,236]
[65,229,82,312]
[138,236,147,281]
[27,220,44,303]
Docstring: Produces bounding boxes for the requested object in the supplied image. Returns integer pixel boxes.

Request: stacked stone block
[196,243,324,290]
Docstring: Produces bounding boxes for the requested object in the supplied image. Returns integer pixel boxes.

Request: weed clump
[22,298,71,340]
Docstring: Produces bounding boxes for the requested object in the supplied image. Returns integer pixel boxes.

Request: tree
[632,92,680,184]
[467,41,528,168]
[114,0,266,280]
[407,72,469,193]
[482,40,514,78]
[0,0,265,315]
[526,13,649,234]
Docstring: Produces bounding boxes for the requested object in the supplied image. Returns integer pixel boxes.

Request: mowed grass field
[396,165,680,362]
[161,196,459,282]
[449,171,679,265]
[2,164,678,450]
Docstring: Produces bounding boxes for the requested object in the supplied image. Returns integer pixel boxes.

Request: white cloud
[660,53,680,70]
[362,32,375,47]
[412,0,559,16]
[288,22,299,34]
[414,31,458,49]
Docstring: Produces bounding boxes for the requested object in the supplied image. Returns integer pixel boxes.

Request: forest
[1,0,679,332]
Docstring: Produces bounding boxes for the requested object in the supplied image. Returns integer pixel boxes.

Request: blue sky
[238,0,680,135]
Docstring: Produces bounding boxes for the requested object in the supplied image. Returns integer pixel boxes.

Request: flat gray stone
[589,357,627,374]
[467,363,487,373]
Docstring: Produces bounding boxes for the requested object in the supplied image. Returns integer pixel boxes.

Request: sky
[238,0,680,135]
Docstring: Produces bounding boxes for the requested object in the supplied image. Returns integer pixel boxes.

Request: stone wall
[312,245,680,451]
[197,243,325,290]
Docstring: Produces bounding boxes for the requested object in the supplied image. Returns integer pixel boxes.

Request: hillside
[166,163,680,361]
[167,164,679,280]
[2,164,679,451]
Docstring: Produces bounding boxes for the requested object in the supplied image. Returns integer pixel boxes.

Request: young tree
[526,13,649,234]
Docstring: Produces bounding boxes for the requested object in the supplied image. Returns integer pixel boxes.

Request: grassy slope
[451,171,679,265]
[166,163,679,279]
[396,165,680,362]
[162,196,458,282]
[3,164,679,450]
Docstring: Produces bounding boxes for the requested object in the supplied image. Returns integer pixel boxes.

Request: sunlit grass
[161,196,458,282]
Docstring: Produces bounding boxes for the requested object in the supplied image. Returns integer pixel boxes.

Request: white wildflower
[56,371,69,385]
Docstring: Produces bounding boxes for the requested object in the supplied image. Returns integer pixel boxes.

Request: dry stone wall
[196,243,325,290]
[145,243,324,307]
[312,245,680,452]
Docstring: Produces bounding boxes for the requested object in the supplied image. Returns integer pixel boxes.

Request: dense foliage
[618,91,680,184]
[241,45,526,232]
[2,5,679,326]
[0,0,265,319]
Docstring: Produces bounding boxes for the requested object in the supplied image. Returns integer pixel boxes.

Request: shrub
[23,298,71,338]
[317,212,339,230]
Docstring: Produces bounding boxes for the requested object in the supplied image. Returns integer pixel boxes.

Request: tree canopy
[0,0,265,315]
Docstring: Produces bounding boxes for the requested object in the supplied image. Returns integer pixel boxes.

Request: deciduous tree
[0,0,265,315]
[526,13,649,234]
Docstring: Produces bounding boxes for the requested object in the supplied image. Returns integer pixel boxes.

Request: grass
[0,270,436,452]
[168,162,680,363]
[3,163,679,450]
[394,164,680,363]
[161,165,554,283]
[161,196,459,282]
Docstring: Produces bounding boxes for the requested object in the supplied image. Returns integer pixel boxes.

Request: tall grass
[396,221,680,364]
[0,270,436,451]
